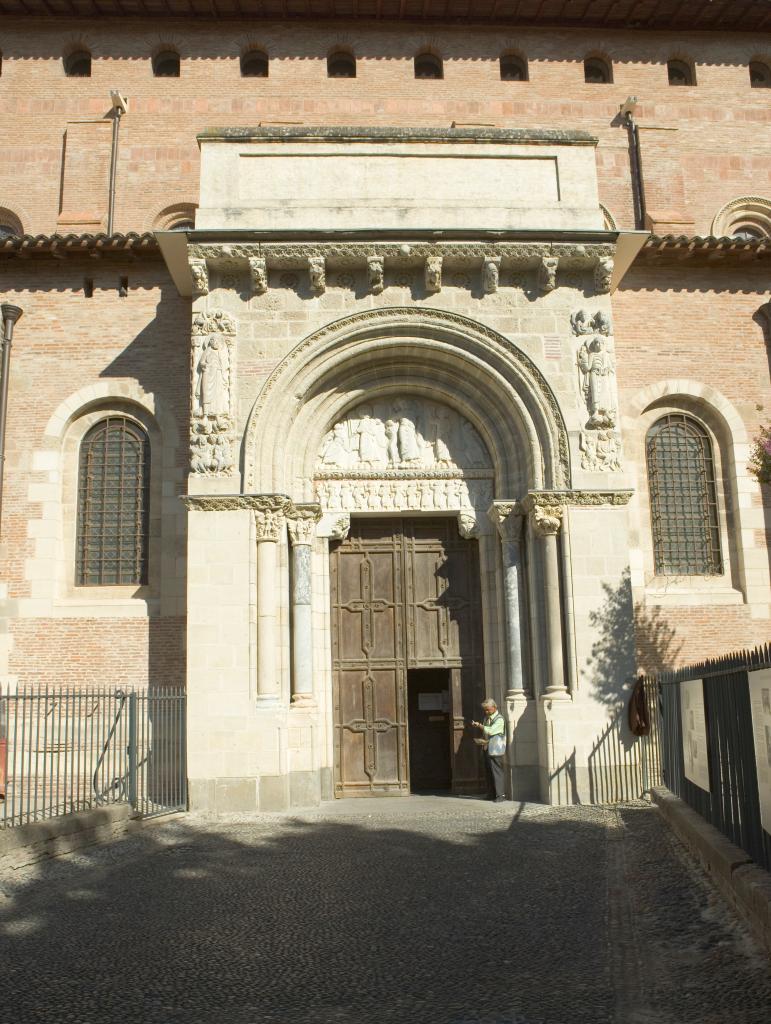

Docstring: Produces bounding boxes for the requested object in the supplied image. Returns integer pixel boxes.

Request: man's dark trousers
[485,752,505,800]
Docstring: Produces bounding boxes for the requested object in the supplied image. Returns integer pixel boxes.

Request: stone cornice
[180,494,293,513]
[526,489,634,508]
[197,126,598,146]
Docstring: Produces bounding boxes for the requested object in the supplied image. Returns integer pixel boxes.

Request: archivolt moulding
[711,196,771,239]
[243,306,571,497]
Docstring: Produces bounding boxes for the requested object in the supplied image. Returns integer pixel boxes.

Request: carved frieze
[180,493,292,512]
[526,489,633,507]
[314,476,493,515]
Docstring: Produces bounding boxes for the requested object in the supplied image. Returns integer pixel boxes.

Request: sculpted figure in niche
[578,335,616,427]
[195,335,230,418]
[353,408,387,467]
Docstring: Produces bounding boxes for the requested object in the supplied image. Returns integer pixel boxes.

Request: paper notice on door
[680,678,710,792]
[748,668,771,834]
[418,693,443,711]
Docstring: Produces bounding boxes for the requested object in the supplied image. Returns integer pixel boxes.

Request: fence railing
[0,686,187,828]
[651,644,771,872]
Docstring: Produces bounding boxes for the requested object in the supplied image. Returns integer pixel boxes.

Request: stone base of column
[537,695,581,805]
[290,693,316,709]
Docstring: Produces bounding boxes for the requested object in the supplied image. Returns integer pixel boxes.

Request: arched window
[584,57,611,84]
[0,224,18,239]
[153,50,180,78]
[64,50,91,78]
[667,59,694,86]
[415,52,443,80]
[327,51,356,78]
[750,61,771,88]
[646,414,722,576]
[500,55,528,81]
[241,49,269,78]
[76,418,150,586]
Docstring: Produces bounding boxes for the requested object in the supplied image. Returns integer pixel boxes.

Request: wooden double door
[331,517,486,797]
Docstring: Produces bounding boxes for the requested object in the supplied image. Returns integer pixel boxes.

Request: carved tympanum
[317,400,491,473]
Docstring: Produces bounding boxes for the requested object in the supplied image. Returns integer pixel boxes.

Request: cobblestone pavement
[1,798,770,1024]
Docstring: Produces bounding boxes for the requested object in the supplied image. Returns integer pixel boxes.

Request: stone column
[287,504,322,707]
[254,496,290,705]
[527,499,569,699]
[489,502,526,699]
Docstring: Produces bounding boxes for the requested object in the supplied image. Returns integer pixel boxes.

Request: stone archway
[243,306,571,500]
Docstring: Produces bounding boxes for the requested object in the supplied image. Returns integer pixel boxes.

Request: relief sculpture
[571,309,622,472]
[314,398,493,515]
[189,310,237,476]
[317,399,491,472]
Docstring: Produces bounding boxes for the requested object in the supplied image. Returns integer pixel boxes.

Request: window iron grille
[646,413,722,575]
[76,417,150,586]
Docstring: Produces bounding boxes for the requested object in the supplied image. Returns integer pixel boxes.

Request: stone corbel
[482,256,501,294]
[594,256,614,295]
[457,511,479,539]
[248,257,268,296]
[190,259,209,296]
[328,514,351,542]
[308,256,326,294]
[287,503,322,546]
[538,257,558,295]
[253,495,293,542]
[367,255,385,295]
[425,255,442,293]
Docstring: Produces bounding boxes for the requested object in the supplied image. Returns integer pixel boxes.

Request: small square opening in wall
[83,278,94,298]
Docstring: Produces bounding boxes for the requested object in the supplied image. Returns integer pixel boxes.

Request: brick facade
[0,15,769,698]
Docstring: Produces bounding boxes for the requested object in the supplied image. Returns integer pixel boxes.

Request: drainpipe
[621,97,646,231]
[0,304,23,538]
[107,91,128,235]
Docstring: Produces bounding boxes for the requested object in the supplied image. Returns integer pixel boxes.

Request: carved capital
[489,500,524,541]
[367,255,384,295]
[482,256,501,294]
[253,494,293,542]
[523,494,563,536]
[190,259,209,297]
[538,256,558,294]
[425,255,442,293]
[308,256,326,294]
[287,503,322,546]
[248,257,268,295]
[328,514,351,541]
[594,256,614,294]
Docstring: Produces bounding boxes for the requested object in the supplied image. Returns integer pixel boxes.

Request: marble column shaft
[254,501,289,704]
[288,506,321,704]
[491,506,526,698]
[528,502,568,698]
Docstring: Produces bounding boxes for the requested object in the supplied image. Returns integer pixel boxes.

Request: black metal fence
[0,686,187,828]
[653,644,771,872]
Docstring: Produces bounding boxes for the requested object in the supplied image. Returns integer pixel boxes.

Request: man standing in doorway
[472,699,507,802]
